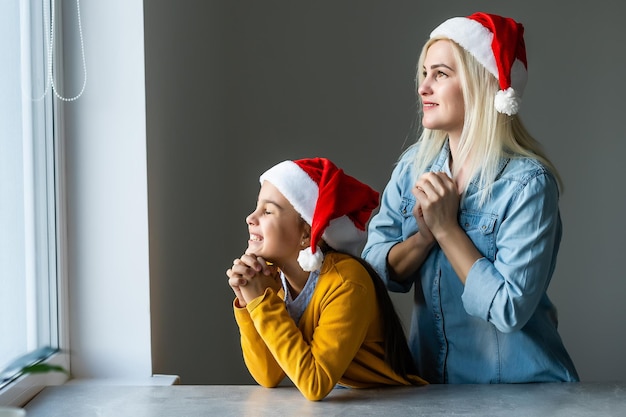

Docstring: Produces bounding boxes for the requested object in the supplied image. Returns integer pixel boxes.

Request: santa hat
[259,158,380,272]
[430,12,528,115]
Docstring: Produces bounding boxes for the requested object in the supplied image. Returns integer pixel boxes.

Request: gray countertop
[23,382,626,416]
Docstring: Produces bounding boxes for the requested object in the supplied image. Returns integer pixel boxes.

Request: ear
[300,223,311,246]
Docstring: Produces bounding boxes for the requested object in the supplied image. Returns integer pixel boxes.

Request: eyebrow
[259,198,285,210]
[424,63,455,71]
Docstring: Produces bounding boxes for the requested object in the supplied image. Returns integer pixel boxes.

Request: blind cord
[41,0,87,102]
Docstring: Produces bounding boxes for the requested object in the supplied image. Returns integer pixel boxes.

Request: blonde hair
[409,38,562,206]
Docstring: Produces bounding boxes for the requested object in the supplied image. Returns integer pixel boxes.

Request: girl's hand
[227,259,249,307]
[226,254,279,307]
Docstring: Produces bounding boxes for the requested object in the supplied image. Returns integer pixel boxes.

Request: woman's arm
[363,157,433,291]
[415,171,482,284]
[461,173,562,332]
[386,230,436,281]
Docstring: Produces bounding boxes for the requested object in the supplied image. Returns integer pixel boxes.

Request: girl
[227,157,427,401]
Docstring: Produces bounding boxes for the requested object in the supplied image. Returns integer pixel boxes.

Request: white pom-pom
[297,246,324,272]
[494,88,521,115]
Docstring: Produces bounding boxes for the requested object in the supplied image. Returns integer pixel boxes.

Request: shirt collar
[430,139,510,190]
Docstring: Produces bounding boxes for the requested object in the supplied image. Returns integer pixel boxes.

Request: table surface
[23,382,626,417]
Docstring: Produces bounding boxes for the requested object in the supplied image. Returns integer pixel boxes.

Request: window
[0,0,69,406]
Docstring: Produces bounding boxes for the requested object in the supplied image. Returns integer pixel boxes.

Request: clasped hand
[412,171,460,242]
[226,252,280,307]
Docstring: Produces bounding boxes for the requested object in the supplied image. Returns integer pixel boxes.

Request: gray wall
[144,1,626,384]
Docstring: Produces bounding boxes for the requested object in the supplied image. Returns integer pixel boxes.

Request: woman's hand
[226,253,279,307]
[411,184,435,245]
[414,171,460,240]
[414,171,483,284]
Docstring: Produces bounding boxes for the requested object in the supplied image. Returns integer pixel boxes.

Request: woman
[227,157,427,401]
[362,12,579,383]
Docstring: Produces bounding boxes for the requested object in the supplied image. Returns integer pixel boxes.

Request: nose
[417,77,431,96]
[246,211,257,226]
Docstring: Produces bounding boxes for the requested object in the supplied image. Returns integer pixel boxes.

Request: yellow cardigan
[233,252,427,401]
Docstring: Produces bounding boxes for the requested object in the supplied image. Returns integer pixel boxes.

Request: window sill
[65,374,180,386]
[0,351,69,407]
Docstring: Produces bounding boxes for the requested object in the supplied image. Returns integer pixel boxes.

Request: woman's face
[418,40,465,141]
[245,181,306,265]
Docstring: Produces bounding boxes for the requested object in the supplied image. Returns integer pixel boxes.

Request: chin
[246,243,261,254]
[421,120,438,130]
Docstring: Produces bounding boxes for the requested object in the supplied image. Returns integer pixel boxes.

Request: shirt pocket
[459,211,497,261]
[398,197,418,240]
[399,197,414,218]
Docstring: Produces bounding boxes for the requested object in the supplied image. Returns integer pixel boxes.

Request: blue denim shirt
[363,142,579,383]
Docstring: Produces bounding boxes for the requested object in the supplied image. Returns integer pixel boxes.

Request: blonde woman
[363,12,579,383]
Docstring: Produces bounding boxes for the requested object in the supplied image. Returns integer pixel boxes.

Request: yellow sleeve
[233,298,286,387]
[246,274,374,401]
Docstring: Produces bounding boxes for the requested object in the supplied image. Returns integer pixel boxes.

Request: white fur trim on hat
[431,17,498,80]
[259,160,317,225]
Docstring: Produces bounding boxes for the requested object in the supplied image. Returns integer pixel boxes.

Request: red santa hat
[430,12,528,115]
[259,158,380,272]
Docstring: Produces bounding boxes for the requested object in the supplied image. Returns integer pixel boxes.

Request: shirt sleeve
[462,171,562,332]
[362,157,418,293]
[244,277,375,401]
[233,298,286,387]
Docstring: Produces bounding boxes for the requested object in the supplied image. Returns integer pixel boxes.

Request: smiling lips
[249,233,262,242]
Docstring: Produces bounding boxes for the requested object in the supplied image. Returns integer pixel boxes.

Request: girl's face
[246,181,307,266]
[418,40,465,141]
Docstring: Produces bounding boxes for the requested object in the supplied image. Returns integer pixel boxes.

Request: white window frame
[4,1,161,401]
[0,0,70,406]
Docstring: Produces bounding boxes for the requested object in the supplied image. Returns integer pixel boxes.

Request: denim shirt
[363,142,579,383]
